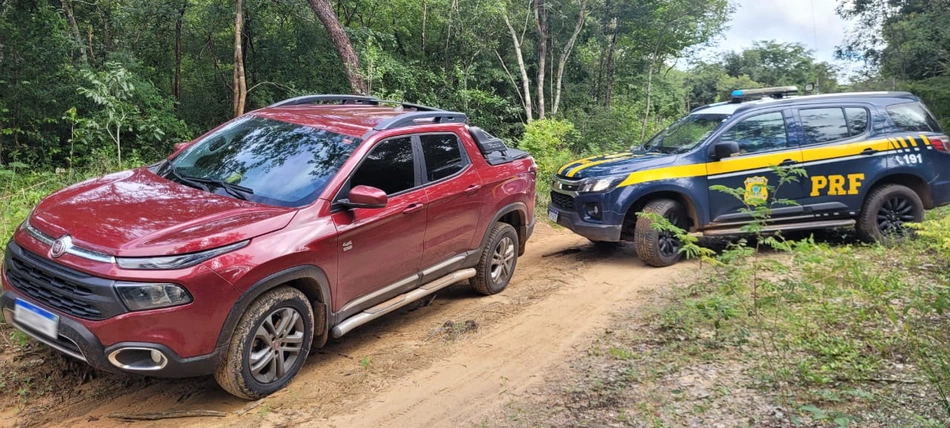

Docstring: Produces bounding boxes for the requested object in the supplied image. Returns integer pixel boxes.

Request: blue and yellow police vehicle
[549,87,950,267]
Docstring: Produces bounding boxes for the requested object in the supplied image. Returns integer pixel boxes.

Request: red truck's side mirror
[344,185,388,209]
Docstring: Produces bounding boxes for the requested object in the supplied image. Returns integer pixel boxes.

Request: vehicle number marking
[548,209,558,223]
[894,153,923,165]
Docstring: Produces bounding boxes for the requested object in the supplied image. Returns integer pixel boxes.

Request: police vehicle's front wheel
[634,199,688,267]
[857,184,924,244]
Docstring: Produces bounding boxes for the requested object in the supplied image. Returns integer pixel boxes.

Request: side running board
[695,219,856,237]
[331,268,476,338]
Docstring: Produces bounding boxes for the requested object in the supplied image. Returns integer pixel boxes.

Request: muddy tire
[856,184,923,244]
[471,222,519,296]
[634,199,688,267]
[215,287,314,400]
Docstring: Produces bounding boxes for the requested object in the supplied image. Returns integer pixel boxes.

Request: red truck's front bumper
[1,240,231,378]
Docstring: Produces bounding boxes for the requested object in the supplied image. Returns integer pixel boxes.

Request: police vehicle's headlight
[116,240,249,270]
[579,177,622,193]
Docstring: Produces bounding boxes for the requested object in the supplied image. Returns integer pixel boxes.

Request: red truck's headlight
[116,282,193,311]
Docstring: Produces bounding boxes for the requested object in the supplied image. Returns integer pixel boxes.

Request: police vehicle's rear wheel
[634,199,688,267]
[856,184,923,244]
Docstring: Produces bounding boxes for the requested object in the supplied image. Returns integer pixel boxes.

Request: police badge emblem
[744,176,769,206]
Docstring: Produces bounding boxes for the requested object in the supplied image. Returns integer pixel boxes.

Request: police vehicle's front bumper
[548,205,622,242]
[548,179,623,242]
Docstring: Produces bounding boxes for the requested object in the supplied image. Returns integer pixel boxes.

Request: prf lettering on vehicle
[548,86,950,268]
[811,174,865,196]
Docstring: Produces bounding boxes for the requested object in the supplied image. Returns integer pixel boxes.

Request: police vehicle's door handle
[861,148,879,155]
[779,159,798,167]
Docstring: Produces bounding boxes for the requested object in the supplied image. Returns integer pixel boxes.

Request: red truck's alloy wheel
[471,222,519,295]
[215,287,314,400]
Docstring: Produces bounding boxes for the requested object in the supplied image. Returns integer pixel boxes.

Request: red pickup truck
[1,95,537,399]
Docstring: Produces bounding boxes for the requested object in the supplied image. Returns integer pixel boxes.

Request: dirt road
[2,224,690,427]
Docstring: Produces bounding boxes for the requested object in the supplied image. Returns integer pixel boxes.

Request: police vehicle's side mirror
[710,141,740,161]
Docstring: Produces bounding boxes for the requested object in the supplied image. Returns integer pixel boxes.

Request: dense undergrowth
[653,211,950,425]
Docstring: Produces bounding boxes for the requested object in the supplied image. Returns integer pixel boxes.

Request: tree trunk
[61,0,87,64]
[639,29,668,142]
[503,12,533,122]
[87,25,96,63]
[533,0,547,119]
[639,59,655,142]
[100,1,113,56]
[174,2,186,104]
[552,0,587,116]
[308,0,367,94]
[233,0,246,117]
[602,22,618,109]
[421,0,427,53]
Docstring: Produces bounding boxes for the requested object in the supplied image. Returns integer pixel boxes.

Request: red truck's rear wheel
[471,222,519,295]
[215,287,314,399]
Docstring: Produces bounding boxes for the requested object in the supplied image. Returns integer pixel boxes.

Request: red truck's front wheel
[215,287,314,399]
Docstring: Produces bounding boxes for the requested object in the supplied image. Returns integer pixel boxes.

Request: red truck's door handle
[464,185,482,195]
[403,203,425,214]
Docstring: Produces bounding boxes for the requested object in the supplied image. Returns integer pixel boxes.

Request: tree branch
[495,49,526,111]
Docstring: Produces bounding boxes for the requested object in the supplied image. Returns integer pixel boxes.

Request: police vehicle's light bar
[731,86,799,101]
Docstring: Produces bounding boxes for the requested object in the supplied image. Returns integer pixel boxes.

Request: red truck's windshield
[165,116,360,207]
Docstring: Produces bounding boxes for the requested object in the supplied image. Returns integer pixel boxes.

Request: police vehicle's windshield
[639,114,730,154]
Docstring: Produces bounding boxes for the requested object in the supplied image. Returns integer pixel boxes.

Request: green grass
[642,205,950,424]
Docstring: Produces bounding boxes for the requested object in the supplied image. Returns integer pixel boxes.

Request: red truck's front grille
[4,245,126,320]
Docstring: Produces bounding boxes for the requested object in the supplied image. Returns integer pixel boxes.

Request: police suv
[549,87,950,267]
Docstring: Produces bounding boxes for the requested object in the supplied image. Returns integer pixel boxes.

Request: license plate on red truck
[14,299,59,339]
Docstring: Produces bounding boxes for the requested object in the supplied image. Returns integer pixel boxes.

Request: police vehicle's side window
[887,102,941,132]
[718,112,789,155]
[800,108,850,144]
[845,108,869,135]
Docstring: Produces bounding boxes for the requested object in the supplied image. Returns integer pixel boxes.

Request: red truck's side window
[420,134,466,182]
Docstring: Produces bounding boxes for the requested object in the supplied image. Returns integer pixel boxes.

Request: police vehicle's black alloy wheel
[877,196,916,236]
[635,199,688,267]
[857,184,924,244]
[658,210,687,258]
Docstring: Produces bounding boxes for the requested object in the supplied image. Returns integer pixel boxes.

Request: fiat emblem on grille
[50,235,72,258]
